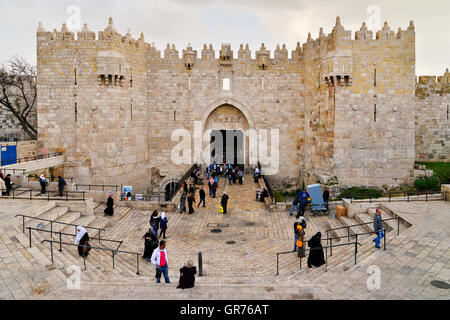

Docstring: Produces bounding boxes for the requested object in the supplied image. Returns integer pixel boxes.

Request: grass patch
[336,187,382,200]
[416,162,450,184]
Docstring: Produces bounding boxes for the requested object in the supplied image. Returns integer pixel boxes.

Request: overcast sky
[0,0,448,75]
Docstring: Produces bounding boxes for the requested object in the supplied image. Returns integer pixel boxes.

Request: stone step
[51,211,82,232]
[367,208,398,232]
[22,206,69,230]
[355,212,376,232]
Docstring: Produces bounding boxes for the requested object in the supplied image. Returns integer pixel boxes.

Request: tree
[0,56,37,140]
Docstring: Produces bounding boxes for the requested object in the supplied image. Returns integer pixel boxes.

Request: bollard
[198,252,203,276]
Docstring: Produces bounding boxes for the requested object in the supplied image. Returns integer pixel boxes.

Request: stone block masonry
[35,16,440,193]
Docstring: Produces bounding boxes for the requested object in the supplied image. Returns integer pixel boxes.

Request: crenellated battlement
[416,69,450,99]
[37,16,415,64]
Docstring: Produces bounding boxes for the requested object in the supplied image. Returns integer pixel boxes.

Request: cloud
[0,0,448,75]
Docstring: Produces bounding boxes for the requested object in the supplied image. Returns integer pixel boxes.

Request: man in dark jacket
[373,209,384,249]
[221,192,229,214]
[4,174,12,196]
[198,186,206,208]
[290,196,301,217]
[58,176,67,197]
[323,188,330,210]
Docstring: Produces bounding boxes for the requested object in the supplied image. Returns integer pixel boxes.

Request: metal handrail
[27,176,74,184]
[347,190,442,203]
[256,161,274,203]
[325,217,398,233]
[276,241,362,275]
[16,214,106,236]
[168,164,197,202]
[25,227,120,248]
[0,151,62,166]
[40,239,141,275]
[3,188,86,201]
[75,184,120,192]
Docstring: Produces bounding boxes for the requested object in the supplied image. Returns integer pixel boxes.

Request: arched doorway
[203,101,252,168]
[164,181,177,201]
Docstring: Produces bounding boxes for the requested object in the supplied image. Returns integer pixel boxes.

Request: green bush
[415,162,450,184]
[336,187,382,200]
[414,176,440,191]
[273,190,285,203]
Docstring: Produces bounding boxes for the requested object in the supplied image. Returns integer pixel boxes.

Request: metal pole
[389,192,391,202]
[330,238,333,257]
[83,249,86,270]
[384,229,386,250]
[407,193,409,202]
[198,252,203,276]
[397,218,400,236]
[354,242,357,265]
[112,253,115,269]
[22,216,25,233]
[59,232,62,252]
[50,241,54,263]
[325,247,328,268]
[98,230,101,245]
[136,254,140,275]
[50,221,53,239]
[276,253,279,276]
[347,227,350,242]
[299,255,302,270]
[28,227,32,248]
[326,230,329,246]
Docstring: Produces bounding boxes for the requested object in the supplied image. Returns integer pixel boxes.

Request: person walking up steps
[159,212,168,239]
[373,209,384,249]
[151,240,170,284]
[179,192,187,214]
[290,195,301,217]
[198,186,206,208]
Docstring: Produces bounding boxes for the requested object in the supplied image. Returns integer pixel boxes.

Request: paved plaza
[0,176,449,300]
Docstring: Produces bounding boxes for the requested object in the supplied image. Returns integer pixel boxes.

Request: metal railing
[75,184,120,192]
[168,164,197,202]
[123,193,165,203]
[40,239,141,275]
[0,151,62,166]
[276,241,362,275]
[27,176,75,184]
[16,214,106,242]
[256,162,274,203]
[347,190,442,203]
[2,188,86,201]
[325,217,400,245]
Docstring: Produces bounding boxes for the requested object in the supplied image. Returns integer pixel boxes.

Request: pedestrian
[228,172,232,185]
[307,232,325,268]
[104,193,114,216]
[208,179,212,197]
[260,188,269,203]
[212,180,218,198]
[159,212,168,239]
[290,195,301,217]
[179,191,187,214]
[238,170,243,185]
[294,221,306,258]
[57,176,67,197]
[177,260,197,289]
[198,186,206,208]
[150,210,160,235]
[323,187,330,210]
[142,227,158,261]
[221,191,229,214]
[188,193,195,214]
[4,174,13,196]
[75,226,91,257]
[373,209,384,249]
[39,174,48,195]
[151,240,170,284]
[254,167,260,183]
[0,174,6,196]
[298,189,310,218]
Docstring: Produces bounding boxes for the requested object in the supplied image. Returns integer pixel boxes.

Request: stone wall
[36,17,421,193]
[415,70,450,162]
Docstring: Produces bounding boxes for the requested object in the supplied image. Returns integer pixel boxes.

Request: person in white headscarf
[159,212,168,239]
[39,174,48,195]
[75,226,91,257]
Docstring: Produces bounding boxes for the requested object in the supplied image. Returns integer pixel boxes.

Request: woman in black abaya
[307,232,325,268]
[104,193,114,216]
[142,227,158,261]
[75,226,91,257]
